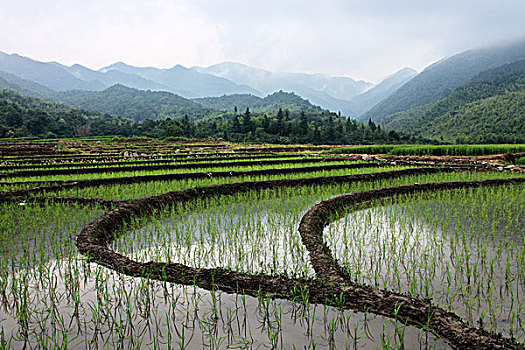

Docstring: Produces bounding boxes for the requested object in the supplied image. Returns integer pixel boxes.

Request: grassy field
[328,144,525,156]
[0,138,524,349]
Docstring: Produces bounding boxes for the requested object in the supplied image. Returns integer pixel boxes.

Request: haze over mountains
[360,40,525,123]
[0,50,417,116]
[1,39,525,143]
[359,40,525,143]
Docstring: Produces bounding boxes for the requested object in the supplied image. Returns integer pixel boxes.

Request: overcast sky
[1,0,524,83]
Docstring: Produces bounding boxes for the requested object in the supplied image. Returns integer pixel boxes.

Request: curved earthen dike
[299,178,525,349]
[0,162,387,200]
[1,157,355,179]
[75,166,524,349]
[1,151,289,166]
[233,146,334,153]
[1,153,306,171]
[0,150,284,164]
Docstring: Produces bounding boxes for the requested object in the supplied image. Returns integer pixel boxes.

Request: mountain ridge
[0,51,419,117]
[350,67,417,116]
[361,40,525,123]
[380,58,525,143]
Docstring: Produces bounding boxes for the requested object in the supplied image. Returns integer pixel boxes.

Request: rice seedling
[329,144,525,156]
[324,184,525,340]
[1,138,522,349]
[0,159,363,183]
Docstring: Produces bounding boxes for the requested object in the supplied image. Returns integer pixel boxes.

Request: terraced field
[1,138,524,349]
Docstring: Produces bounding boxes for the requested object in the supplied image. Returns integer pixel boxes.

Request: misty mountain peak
[99,61,131,73]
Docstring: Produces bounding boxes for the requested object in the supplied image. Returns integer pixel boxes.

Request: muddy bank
[3,195,120,208]
[1,153,306,171]
[232,146,334,153]
[31,196,121,208]
[299,178,525,349]
[1,157,357,179]
[76,167,523,349]
[0,144,68,157]
[2,151,272,164]
[0,164,420,202]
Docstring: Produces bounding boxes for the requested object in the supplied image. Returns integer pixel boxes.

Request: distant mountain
[99,62,260,98]
[361,40,525,124]
[381,59,525,143]
[296,89,357,116]
[65,64,173,92]
[196,62,371,99]
[55,84,213,121]
[350,67,417,116]
[0,52,415,117]
[194,62,372,114]
[0,69,333,122]
[194,90,325,114]
[0,70,56,99]
[0,52,104,91]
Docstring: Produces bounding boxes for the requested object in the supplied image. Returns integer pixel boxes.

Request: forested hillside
[0,88,413,144]
[0,70,56,100]
[418,90,525,143]
[362,40,525,124]
[194,90,325,114]
[0,89,135,138]
[350,67,417,116]
[55,84,213,121]
[381,59,525,143]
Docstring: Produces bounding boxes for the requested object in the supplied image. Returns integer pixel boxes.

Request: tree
[323,115,335,143]
[231,115,241,133]
[242,107,254,132]
[181,115,194,136]
[297,112,308,142]
[275,108,284,135]
[368,118,377,132]
[262,114,270,132]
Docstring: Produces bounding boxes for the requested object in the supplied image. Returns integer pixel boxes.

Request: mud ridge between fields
[0,162,387,200]
[298,178,525,350]
[76,166,524,349]
[1,153,307,171]
[2,150,306,164]
[1,157,355,179]
[6,195,120,208]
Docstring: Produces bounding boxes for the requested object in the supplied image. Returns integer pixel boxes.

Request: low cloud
[1,0,524,82]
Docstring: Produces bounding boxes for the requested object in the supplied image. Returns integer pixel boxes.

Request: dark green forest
[0,89,135,138]
[381,59,525,143]
[55,84,214,121]
[0,89,411,144]
[194,90,326,114]
[361,40,525,124]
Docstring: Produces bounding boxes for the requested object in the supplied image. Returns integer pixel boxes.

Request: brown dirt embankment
[76,166,524,349]
[1,157,355,179]
[0,162,387,200]
[299,178,525,349]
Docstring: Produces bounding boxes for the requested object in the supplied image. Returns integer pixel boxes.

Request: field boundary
[299,178,525,349]
[0,162,388,200]
[1,157,356,179]
[76,166,524,349]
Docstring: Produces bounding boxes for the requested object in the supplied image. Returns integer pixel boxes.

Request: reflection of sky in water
[118,193,352,278]
[121,196,320,278]
[0,257,449,349]
[326,187,525,340]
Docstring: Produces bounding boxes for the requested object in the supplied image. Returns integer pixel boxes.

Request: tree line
[0,88,420,144]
